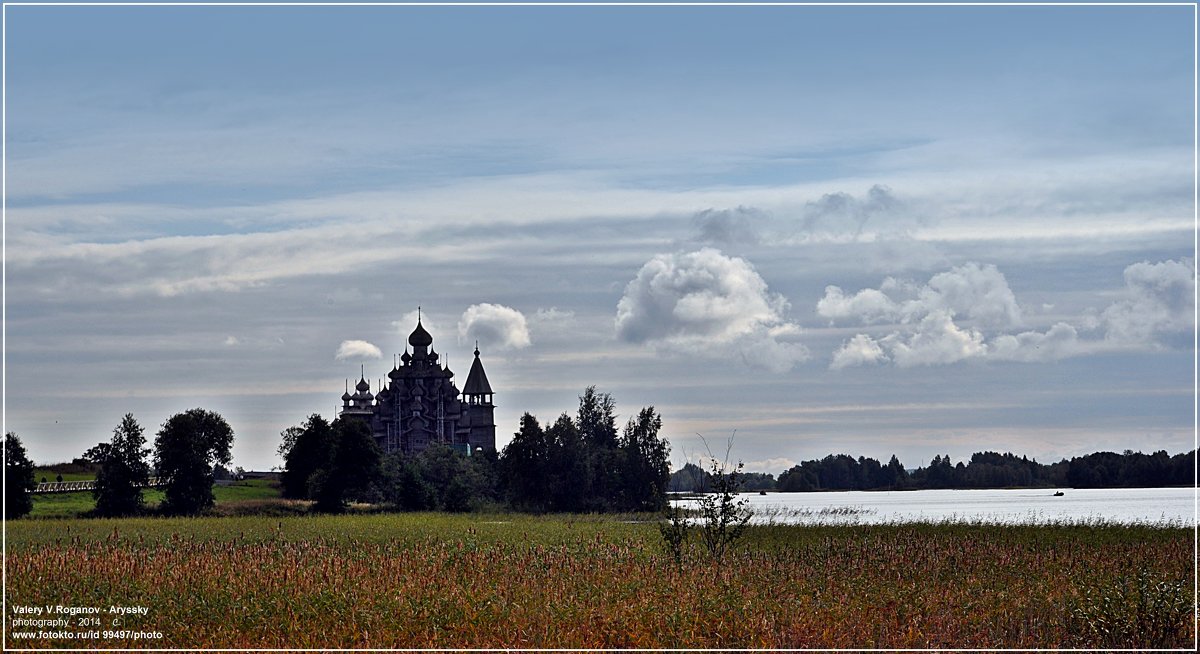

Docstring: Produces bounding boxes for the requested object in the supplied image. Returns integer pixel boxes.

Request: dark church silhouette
[340,316,495,456]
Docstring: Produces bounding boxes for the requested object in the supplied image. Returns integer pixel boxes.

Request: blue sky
[4,4,1195,473]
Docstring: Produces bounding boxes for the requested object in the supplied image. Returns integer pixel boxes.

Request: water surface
[673,487,1196,525]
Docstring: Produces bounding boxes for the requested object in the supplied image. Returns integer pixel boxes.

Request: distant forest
[669,449,1196,493]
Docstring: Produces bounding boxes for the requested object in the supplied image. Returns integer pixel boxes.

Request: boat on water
[1053,491,1064,497]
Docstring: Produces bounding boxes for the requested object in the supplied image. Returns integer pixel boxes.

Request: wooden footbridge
[33,478,166,494]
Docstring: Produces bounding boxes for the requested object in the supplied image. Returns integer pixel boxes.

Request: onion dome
[401,349,412,364]
[341,391,352,402]
[408,320,433,348]
[356,377,370,392]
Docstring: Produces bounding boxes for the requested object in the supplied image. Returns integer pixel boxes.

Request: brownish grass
[4,514,1193,648]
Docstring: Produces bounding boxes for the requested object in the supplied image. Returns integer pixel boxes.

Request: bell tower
[461,342,496,453]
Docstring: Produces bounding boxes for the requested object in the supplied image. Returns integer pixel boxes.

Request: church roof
[408,320,433,348]
[463,347,493,395]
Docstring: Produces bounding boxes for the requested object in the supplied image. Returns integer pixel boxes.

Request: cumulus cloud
[990,323,1081,362]
[223,336,240,347]
[1101,259,1195,346]
[883,310,987,367]
[817,287,900,325]
[830,334,889,370]
[818,263,1021,330]
[823,263,1082,369]
[335,339,382,361]
[919,263,1022,329]
[615,248,809,372]
[692,205,763,246]
[458,303,531,350]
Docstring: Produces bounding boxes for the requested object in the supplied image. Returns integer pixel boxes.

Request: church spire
[463,343,493,405]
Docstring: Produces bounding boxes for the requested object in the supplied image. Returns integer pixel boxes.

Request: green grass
[33,468,95,483]
[27,479,282,519]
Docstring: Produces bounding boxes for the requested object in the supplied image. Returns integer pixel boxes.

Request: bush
[696,458,752,562]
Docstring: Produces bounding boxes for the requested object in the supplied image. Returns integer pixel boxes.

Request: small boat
[1053,491,1064,497]
[759,490,767,496]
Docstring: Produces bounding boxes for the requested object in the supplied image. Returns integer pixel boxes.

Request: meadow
[23,479,282,519]
[5,509,1194,649]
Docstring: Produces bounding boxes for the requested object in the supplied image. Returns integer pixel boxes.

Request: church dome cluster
[339,313,496,456]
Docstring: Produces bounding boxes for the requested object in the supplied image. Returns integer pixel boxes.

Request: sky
[3,3,1195,474]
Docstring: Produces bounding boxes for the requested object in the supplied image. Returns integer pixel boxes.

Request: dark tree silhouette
[4,433,36,519]
[92,413,151,516]
[619,406,670,511]
[311,418,382,513]
[154,409,234,515]
[280,414,335,500]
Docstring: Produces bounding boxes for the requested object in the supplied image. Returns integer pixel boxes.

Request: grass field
[4,512,1194,649]
[33,468,95,483]
[26,479,282,519]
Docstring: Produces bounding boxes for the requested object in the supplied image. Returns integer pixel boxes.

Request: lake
[672,487,1196,525]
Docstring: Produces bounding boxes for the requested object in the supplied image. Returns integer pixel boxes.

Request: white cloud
[883,310,987,367]
[458,303,531,350]
[830,334,889,370]
[821,263,1068,368]
[615,248,809,371]
[916,263,1022,329]
[817,287,901,325]
[744,457,797,474]
[335,339,382,361]
[823,259,1194,369]
[223,336,240,347]
[818,263,1021,330]
[989,322,1082,362]
[1101,259,1195,345]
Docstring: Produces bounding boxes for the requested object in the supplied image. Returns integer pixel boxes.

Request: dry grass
[4,513,1194,648]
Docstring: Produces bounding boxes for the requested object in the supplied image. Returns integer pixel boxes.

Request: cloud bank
[824,259,1195,368]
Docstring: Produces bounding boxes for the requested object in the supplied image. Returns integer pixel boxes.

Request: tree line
[4,408,233,519]
[279,386,672,513]
[668,449,1196,492]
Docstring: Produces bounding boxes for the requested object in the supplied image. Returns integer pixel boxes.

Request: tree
[4,433,36,519]
[311,418,381,512]
[276,424,305,461]
[546,413,588,512]
[619,406,670,511]
[154,409,235,515]
[92,413,151,516]
[577,386,618,446]
[500,413,550,511]
[280,415,335,499]
[81,442,113,464]
[381,454,434,511]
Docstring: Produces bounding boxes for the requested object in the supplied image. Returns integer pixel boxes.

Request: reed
[5,513,1192,648]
